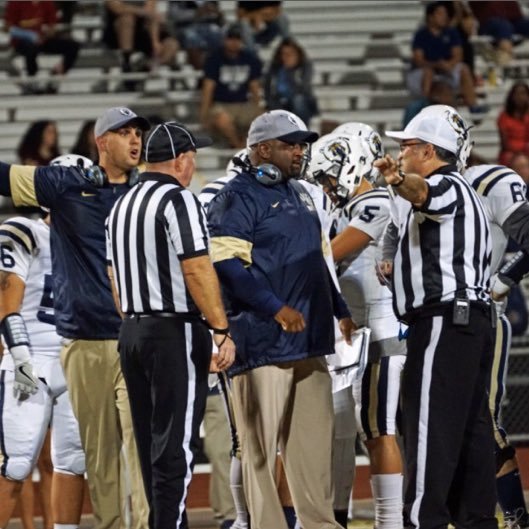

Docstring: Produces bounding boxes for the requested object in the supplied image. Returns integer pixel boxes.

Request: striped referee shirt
[390,164,492,319]
[106,172,209,314]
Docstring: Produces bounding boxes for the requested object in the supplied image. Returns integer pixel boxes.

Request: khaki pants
[231,357,342,529]
[61,339,149,529]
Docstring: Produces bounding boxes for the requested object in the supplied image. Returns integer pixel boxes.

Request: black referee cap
[143,122,213,163]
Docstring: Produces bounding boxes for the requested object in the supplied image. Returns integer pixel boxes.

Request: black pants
[119,316,212,529]
[14,36,80,76]
[402,305,497,529]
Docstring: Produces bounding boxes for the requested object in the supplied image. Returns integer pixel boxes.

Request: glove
[11,345,39,397]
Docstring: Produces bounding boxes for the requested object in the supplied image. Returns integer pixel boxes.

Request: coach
[106,122,235,529]
[375,106,497,529]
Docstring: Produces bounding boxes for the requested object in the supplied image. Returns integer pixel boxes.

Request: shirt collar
[139,171,182,186]
[425,163,458,179]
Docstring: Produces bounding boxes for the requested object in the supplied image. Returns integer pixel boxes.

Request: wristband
[210,326,230,335]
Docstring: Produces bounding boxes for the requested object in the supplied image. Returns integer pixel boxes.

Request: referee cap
[143,121,213,163]
[247,110,319,147]
[94,107,150,137]
[385,104,469,155]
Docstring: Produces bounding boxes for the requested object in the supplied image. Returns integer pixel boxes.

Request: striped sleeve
[165,189,209,260]
[0,218,37,280]
[420,174,458,217]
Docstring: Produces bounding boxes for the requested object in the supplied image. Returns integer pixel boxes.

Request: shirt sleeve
[486,170,527,226]
[419,174,458,219]
[0,217,35,282]
[208,190,257,266]
[345,195,390,240]
[164,189,209,260]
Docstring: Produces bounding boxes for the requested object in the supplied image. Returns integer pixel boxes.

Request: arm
[181,255,235,370]
[107,265,124,320]
[0,271,39,395]
[502,202,529,254]
[331,225,372,263]
[200,78,216,127]
[248,78,262,106]
[374,155,429,207]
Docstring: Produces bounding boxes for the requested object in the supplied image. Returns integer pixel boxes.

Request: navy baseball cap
[143,122,213,163]
[94,107,150,137]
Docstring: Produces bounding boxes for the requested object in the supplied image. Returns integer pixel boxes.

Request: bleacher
[1,0,529,189]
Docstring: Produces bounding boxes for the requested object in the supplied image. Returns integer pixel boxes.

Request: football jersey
[463,165,527,273]
[336,188,392,315]
[0,217,59,357]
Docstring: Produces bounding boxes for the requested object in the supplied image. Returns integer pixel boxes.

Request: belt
[401,300,492,325]
[127,311,201,321]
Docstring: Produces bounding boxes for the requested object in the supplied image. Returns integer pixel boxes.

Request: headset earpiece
[254,164,283,186]
[83,166,140,188]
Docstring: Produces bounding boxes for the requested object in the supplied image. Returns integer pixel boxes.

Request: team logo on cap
[445,108,469,148]
[119,108,134,116]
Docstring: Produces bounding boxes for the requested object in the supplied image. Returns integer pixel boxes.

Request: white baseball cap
[385,105,468,155]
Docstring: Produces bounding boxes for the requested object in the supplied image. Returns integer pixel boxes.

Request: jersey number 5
[359,205,380,223]
[37,274,55,325]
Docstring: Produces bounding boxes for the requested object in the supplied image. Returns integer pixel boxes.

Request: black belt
[127,312,201,321]
[401,300,492,325]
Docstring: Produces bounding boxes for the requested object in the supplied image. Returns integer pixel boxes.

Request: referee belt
[126,311,202,322]
[401,300,492,325]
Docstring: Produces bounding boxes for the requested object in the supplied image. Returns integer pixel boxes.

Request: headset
[83,165,140,188]
[231,156,284,186]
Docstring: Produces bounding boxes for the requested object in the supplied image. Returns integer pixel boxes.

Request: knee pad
[53,449,86,476]
[495,444,516,474]
[4,457,34,481]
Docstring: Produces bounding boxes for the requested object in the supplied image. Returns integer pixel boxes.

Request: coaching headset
[231,146,311,187]
[83,165,140,188]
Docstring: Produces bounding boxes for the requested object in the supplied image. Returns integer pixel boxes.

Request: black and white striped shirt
[389,164,492,319]
[106,172,209,314]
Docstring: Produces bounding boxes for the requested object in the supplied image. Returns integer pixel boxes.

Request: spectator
[4,1,80,95]
[71,120,98,163]
[237,1,289,49]
[200,23,262,148]
[470,1,529,66]
[497,81,529,166]
[17,120,60,166]
[509,151,529,187]
[264,37,318,125]
[167,1,225,70]
[406,1,487,114]
[402,78,456,127]
[103,0,179,91]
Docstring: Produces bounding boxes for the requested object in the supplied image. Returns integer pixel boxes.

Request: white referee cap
[247,110,319,147]
[385,104,469,155]
[95,107,150,137]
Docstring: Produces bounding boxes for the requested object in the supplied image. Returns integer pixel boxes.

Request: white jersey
[463,165,527,273]
[198,174,236,211]
[0,217,59,358]
[337,188,392,312]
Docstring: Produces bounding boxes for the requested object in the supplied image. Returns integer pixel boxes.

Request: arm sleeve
[328,271,351,319]
[502,202,529,255]
[0,218,34,281]
[0,163,12,196]
[497,250,529,286]
[214,257,284,317]
[419,174,458,218]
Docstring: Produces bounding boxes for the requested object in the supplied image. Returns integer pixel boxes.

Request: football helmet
[309,133,371,205]
[50,154,93,169]
[333,122,384,183]
[226,148,250,177]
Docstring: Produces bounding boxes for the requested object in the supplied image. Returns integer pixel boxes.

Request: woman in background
[17,120,60,166]
[264,37,318,125]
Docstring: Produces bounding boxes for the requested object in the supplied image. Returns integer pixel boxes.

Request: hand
[375,259,393,286]
[13,360,39,397]
[373,155,403,187]
[491,274,511,302]
[274,305,305,332]
[338,317,358,345]
[212,333,236,371]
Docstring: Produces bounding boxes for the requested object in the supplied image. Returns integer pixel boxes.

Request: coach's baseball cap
[94,107,150,137]
[247,110,319,147]
[385,104,468,155]
[143,121,213,162]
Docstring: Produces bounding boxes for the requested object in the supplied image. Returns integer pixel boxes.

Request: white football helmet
[309,133,371,205]
[333,122,384,183]
[415,105,473,172]
[50,154,93,169]
[226,148,250,177]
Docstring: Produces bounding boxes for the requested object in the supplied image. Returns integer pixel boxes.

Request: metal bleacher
[1,0,529,181]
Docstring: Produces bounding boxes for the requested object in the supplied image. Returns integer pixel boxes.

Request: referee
[375,106,497,529]
[106,121,235,529]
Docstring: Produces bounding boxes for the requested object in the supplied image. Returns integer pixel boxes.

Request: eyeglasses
[399,141,426,152]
